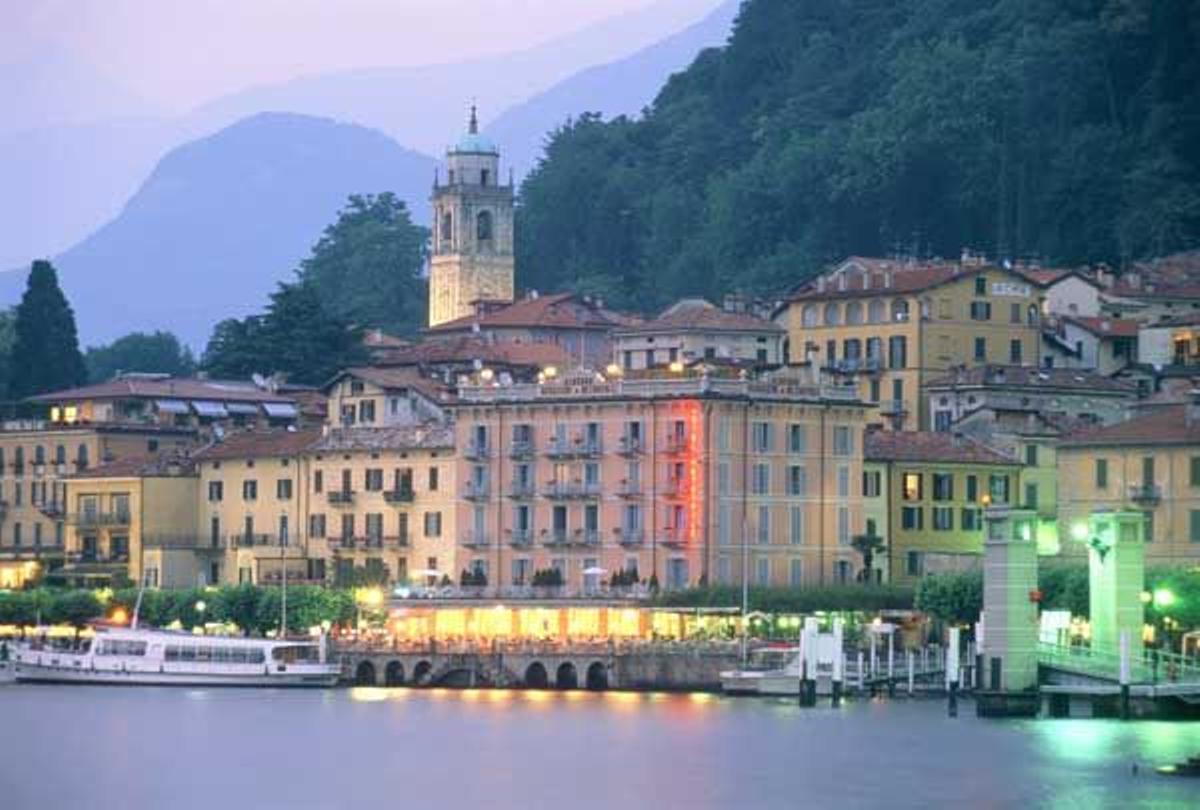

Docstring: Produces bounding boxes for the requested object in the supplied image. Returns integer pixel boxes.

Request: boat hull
[14,662,339,687]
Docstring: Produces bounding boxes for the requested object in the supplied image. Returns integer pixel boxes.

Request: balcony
[32,463,46,477]
[662,478,685,499]
[461,533,491,549]
[463,441,490,460]
[328,536,393,551]
[11,463,24,477]
[543,481,601,500]
[660,528,686,548]
[509,529,533,547]
[878,399,908,416]
[546,435,602,459]
[463,481,490,500]
[382,487,415,504]
[54,462,68,476]
[617,529,645,548]
[73,511,132,528]
[1128,483,1162,507]
[617,480,642,499]
[579,529,600,547]
[507,481,536,499]
[664,436,688,455]
[508,439,535,459]
[544,530,569,547]
[38,501,66,520]
[327,490,355,506]
[617,435,644,456]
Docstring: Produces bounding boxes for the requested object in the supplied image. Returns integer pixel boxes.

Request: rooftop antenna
[469,102,478,134]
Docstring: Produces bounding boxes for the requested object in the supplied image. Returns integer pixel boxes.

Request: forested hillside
[515,0,1200,311]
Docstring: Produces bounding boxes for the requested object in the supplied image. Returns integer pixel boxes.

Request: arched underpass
[354,660,377,686]
[384,660,405,686]
[556,662,578,689]
[585,661,608,690]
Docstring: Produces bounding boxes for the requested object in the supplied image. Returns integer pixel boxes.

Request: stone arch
[354,660,377,686]
[823,302,841,326]
[384,660,405,686]
[412,660,433,685]
[801,304,818,327]
[524,661,549,689]
[555,661,579,689]
[585,661,608,691]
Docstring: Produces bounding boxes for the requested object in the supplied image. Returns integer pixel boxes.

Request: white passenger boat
[720,646,804,696]
[13,627,341,687]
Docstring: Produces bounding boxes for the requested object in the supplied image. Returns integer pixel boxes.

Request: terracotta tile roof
[1106,251,1200,300]
[428,292,636,333]
[616,298,784,334]
[327,367,452,402]
[29,375,296,405]
[925,365,1136,395]
[67,452,196,479]
[1064,316,1140,338]
[785,258,1002,302]
[193,428,322,461]
[865,430,1019,465]
[1149,312,1200,328]
[1060,405,1200,447]
[311,424,454,453]
[375,337,570,369]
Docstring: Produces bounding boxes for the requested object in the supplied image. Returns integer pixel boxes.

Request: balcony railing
[617,435,643,456]
[660,528,686,548]
[464,441,490,460]
[507,481,536,499]
[327,490,355,505]
[617,480,642,498]
[618,529,645,547]
[546,436,602,459]
[542,481,601,500]
[38,502,66,520]
[508,439,535,459]
[382,487,415,504]
[662,478,685,498]
[72,511,132,528]
[544,530,569,547]
[1128,483,1162,506]
[878,399,908,415]
[463,482,490,500]
[509,529,533,547]
[328,535,401,551]
[664,436,688,454]
[461,533,491,549]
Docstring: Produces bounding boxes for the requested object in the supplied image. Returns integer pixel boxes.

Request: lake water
[1,685,1197,809]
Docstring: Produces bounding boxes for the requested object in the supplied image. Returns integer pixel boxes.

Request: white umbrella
[409,568,440,578]
[582,567,608,576]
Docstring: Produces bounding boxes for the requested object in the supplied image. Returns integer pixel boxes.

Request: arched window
[823,302,841,326]
[801,304,819,327]
[867,300,885,324]
[55,445,66,464]
[477,210,493,242]
[13,447,23,473]
[845,301,863,325]
[1027,304,1039,327]
[891,299,910,322]
[76,444,89,470]
[782,338,791,365]
[441,211,452,243]
[34,446,45,464]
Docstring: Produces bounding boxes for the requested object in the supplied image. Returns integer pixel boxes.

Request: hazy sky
[4,0,707,113]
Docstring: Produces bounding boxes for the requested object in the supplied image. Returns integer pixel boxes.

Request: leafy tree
[851,532,886,584]
[199,316,266,380]
[0,308,16,400]
[85,331,196,383]
[914,571,983,626]
[298,193,428,336]
[8,260,87,400]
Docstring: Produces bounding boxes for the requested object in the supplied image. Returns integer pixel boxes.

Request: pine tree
[8,260,87,400]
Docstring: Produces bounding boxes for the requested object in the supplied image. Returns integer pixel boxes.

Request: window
[975,276,987,295]
[424,511,442,537]
[932,473,953,501]
[789,506,804,545]
[1144,510,1154,543]
[1010,340,1022,364]
[277,479,292,500]
[974,337,986,361]
[832,426,853,456]
[1191,457,1200,487]
[757,506,770,545]
[788,465,806,496]
[1190,510,1200,543]
[863,470,881,497]
[309,514,326,538]
[752,464,770,495]
[934,411,953,432]
[888,336,907,369]
[1024,483,1038,509]
[932,507,954,531]
[364,469,384,491]
[989,474,1010,504]
[837,506,850,545]
[961,508,981,531]
[1026,445,1039,466]
[902,473,922,501]
[1142,456,1155,487]
[837,466,850,498]
[207,481,223,502]
[790,559,803,587]
[752,422,772,452]
[428,467,440,491]
[901,507,923,530]
[966,475,978,502]
[313,470,323,493]
[906,552,922,577]
[243,480,257,501]
[1010,303,1022,324]
[756,557,771,586]
[365,513,383,540]
[970,301,992,321]
[718,462,730,495]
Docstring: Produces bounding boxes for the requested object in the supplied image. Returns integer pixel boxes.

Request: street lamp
[1153,588,1176,609]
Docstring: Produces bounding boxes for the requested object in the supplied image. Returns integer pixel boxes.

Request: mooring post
[947,627,961,718]
[887,631,895,697]
[856,650,864,690]
[1119,630,1131,721]
[831,618,844,707]
[907,649,915,695]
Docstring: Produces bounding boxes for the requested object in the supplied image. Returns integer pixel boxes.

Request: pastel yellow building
[61,455,198,588]
[1057,402,1200,565]
[864,430,1023,583]
[773,256,1043,430]
[449,368,868,592]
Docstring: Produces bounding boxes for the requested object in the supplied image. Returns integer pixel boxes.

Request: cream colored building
[774,256,1043,430]
[1058,402,1200,566]
[449,368,868,592]
[428,107,515,327]
[612,298,784,371]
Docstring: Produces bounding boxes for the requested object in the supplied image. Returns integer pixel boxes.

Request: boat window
[96,639,147,657]
[272,645,318,663]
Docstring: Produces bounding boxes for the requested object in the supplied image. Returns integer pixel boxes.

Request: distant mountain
[486,0,739,179]
[0,113,436,349]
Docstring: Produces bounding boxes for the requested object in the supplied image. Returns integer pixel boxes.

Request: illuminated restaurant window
[902,472,922,501]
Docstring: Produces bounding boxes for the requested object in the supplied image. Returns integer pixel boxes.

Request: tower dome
[451,105,498,155]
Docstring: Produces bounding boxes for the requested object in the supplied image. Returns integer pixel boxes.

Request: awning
[155,399,189,414]
[225,402,260,415]
[262,402,298,419]
[190,400,229,418]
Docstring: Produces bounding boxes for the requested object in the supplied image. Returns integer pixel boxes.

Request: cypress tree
[8,260,87,400]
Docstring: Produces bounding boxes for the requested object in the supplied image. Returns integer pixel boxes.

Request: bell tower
[428,106,515,327]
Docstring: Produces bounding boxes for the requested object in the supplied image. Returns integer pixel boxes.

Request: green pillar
[1085,510,1144,660]
[981,507,1039,691]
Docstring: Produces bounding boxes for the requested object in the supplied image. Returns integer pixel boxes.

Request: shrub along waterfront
[654,584,916,614]
[0,584,355,635]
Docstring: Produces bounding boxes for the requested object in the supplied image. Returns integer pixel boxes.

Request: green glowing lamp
[1140,591,1152,605]
[1070,522,1090,543]
[1152,588,1176,609]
